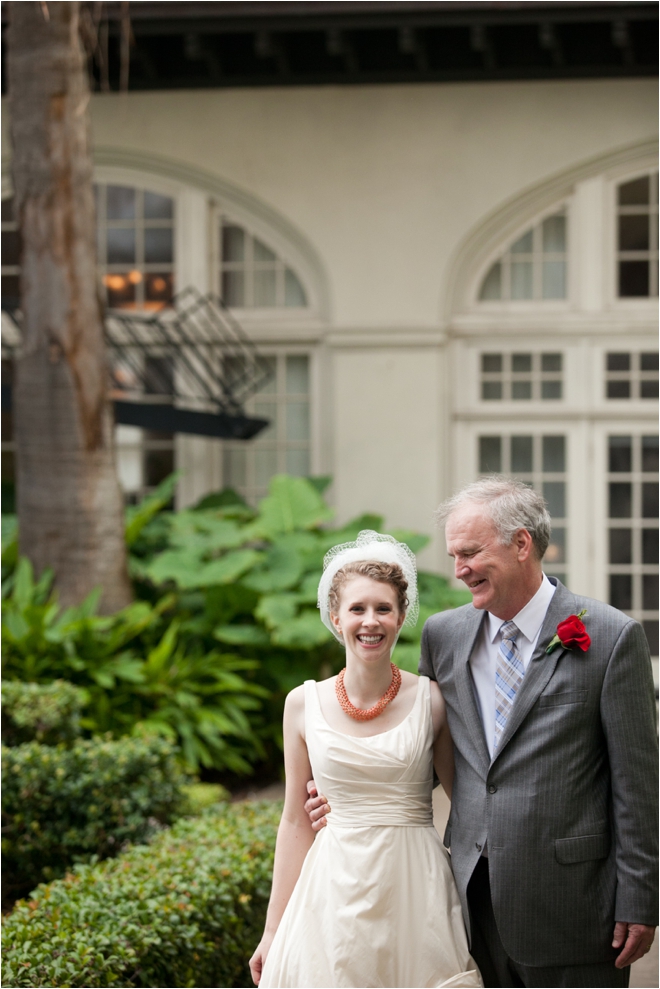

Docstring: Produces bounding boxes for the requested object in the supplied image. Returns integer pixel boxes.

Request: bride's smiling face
[331,575,405,662]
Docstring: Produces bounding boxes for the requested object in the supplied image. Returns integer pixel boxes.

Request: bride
[249,531,482,989]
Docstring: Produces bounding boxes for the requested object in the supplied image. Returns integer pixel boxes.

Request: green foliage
[2,680,87,746]
[2,801,281,989]
[1,558,268,774]
[181,781,230,815]
[2,735,187,897]
[2,473,470,776]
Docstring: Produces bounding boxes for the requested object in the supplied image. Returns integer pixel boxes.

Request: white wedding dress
[259,676,482,989]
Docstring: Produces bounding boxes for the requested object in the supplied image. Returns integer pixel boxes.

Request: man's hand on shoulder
[304,780,331,831]
[613,921,657,968]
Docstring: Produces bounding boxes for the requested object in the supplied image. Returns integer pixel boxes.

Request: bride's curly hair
[329,561,409,617]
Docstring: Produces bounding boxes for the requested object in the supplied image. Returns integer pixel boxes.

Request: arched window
[95,184,175,310]
[616,172,658,298]
[479,210,567,301]
[219,218,308,309]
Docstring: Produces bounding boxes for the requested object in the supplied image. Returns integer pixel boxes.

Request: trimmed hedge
[2,679,86,746]
[2,735,187,896]
[2,801,282,989]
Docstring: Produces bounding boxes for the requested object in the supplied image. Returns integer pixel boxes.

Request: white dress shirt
[469,574,557,759]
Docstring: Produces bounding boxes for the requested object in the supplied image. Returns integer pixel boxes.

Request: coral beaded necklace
[335,663,402,721]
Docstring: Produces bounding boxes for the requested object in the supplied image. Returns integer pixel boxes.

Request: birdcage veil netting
[317,530,419,643]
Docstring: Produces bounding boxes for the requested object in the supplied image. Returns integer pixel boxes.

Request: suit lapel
[491,580,577,764]
[454,608,491,773]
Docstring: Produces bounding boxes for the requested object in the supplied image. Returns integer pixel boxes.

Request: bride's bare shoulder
[285,683,306,713]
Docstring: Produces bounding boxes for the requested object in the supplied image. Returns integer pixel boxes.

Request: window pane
[222,270,244,307]
[254,268,277,307]
[542,214,566,252]
[285,268,307,307]
[1,274,20,308]
[512,380,532,400]
[481,353,502,373]
[609,482,632,518]
[609,574,632,611]
[642,528,659,564]
[286,402,309,442]
[511,435,533,473]
[255,448,278,488]
[511,229,533,253]
[641,352,659,371]
[511,262,533,299]
[541,380,562,400]
[642,436,659,472]
[222,225,245,262]
[106,185,135,220]
[608,436,632,472]
[618,176,650,206]
[619,214,650,251]
[642,574,658,611]
[642,620,659,657]
[254,238,276,263]
[480,262,501,300]
[145,273,173,308]
[607,352,630,371]
[543,481,565,518]
[107,227,136,264]
[642,483,658,518]
[479,436,501,473]
[541,353,562,372]
[607,380,631,399]
[542,260,566,299]
[544,527,565,564]
[144,227,173,264]
[542,435,565,472]
[224,447,246,488]
[255,356,277,394]
[254,401,277,440]
[619,261,649,297]
[1,229,20,266]
[104,273,136,308]
[512,353,532,373]
[641,380,659,399]
[144,448,174,488]
[144,356,173,394]
[144,191,173,220]
[286,355,309,394]
[286,448,310,476]
[482,381,502,400]
[609,528,632,565]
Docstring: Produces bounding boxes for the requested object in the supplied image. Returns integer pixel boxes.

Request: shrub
[1,801,282,989]
[2,735,187,897]
[1,679,87,746]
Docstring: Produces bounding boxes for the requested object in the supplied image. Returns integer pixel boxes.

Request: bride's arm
[249,685,316,985]
[430,679,454,800]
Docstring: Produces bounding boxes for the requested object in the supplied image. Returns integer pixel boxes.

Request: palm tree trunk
[7,1,132,612]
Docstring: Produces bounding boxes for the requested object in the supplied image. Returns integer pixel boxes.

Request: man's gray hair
[435,475,552,559]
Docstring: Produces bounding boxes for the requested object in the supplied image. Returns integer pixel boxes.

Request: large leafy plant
[2,474,469,774]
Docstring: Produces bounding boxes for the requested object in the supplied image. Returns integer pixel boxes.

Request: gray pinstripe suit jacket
[419,578,658,968]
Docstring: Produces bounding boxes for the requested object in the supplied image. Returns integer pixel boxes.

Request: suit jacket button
[488,784,497,793]
[475,843,482,852]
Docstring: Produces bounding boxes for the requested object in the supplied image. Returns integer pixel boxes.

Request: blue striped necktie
[494,620,524,751]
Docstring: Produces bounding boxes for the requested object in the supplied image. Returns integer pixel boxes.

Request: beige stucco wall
[75,77,658,327]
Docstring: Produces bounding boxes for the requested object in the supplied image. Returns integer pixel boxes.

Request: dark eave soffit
[1,2,657,89]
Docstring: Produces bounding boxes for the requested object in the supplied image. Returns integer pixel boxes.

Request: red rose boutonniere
[546,609,590,655]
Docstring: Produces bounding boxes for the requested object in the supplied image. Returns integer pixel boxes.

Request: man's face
[445,504,532,619]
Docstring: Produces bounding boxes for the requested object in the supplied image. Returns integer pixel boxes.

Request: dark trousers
[466,857,631,989]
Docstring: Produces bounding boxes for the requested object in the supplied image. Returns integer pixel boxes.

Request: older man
[306,477,658,988]
[420,477,658,988]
